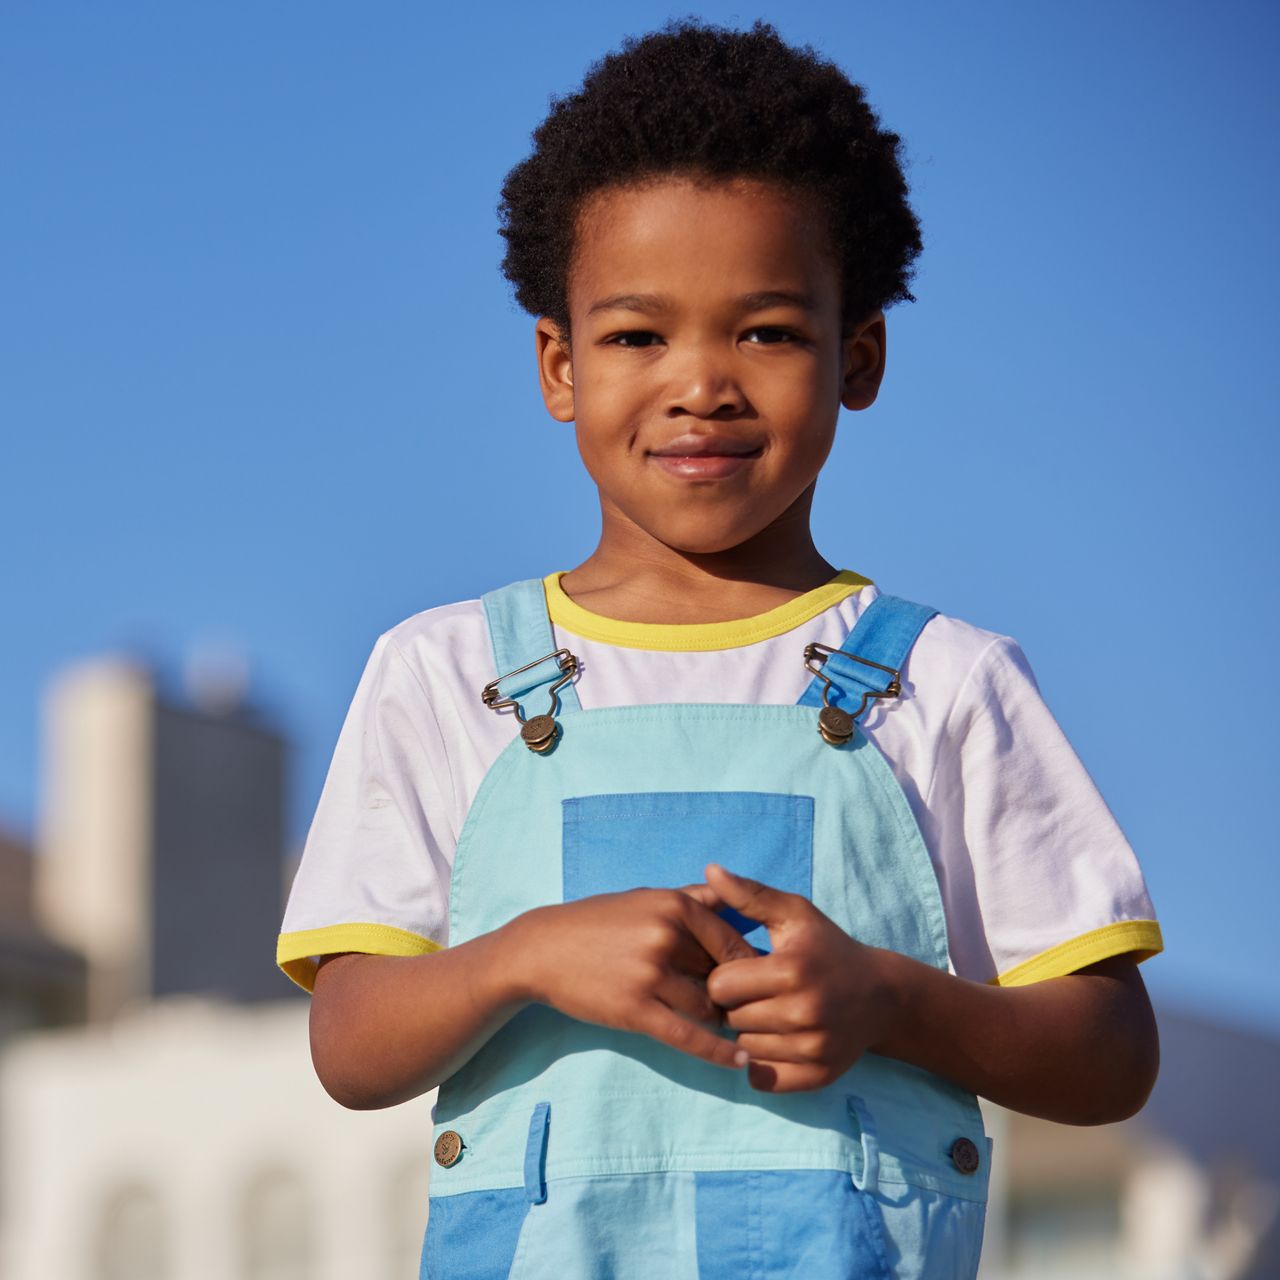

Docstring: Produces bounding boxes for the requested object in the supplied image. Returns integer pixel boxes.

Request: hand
[701,864,898,1093]
[514,888,757,1071]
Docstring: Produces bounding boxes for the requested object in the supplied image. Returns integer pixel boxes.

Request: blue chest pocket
[561,791,814,952]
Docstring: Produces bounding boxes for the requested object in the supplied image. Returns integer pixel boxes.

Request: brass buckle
[803,642,902,745]
[481,648,579,753]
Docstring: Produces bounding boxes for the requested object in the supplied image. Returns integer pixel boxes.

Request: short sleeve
[276,633,453,992]
[925,636,1163,986]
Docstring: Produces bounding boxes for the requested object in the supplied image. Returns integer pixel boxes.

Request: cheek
[763,374,839,469]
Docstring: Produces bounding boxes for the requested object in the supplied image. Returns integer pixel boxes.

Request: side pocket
[845,1089,990,1278]
[846,1095,893,1279]
[871,1184,987,1280]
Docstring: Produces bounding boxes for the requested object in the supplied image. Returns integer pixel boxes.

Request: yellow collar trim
[543,570,872,652]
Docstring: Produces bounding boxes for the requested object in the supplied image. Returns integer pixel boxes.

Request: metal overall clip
[803,642,903,746]
[481,648,579,754]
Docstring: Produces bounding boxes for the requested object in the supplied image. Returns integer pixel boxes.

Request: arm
[309,887,754,1110]
[702,865,1159,1125]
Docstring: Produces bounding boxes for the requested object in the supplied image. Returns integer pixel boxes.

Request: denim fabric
[427,582,989,1280]
[483,579,582,717]
[523,1102,550,1205]
[694,1170,891,1279]
[561,791,813,951]
[420,1187,529,1280]
[797,595,937,711]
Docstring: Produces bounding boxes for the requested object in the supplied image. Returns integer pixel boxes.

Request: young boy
[278,20,1161,1278]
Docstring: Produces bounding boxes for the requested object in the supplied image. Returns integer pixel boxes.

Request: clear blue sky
[3,2,1277,1029]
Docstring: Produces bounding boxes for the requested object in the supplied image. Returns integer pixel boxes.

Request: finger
[666,928,721,979]
[678,883,722,909]
[654,973,722,1028]
[746,1060,831,1093]
[721,995,809,1034]
[638,1002,749,1071]
[681,897,760,967]
[705,954,794,1009]
[704,864,805,928]
[734,1031,826,1064]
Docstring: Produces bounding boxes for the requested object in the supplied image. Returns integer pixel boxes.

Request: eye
[605,330,663,348]
[743,326,799,345]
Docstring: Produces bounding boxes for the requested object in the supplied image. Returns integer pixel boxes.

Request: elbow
[310,1046,420,1111]
[1071,999,1161,1127]
[313,1063,386,1111]
[1107,1025,1160,1124]
[310,1043,382,1111]
[307,985,402,1111]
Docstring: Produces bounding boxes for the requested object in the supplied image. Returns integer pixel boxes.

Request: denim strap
[482,579,582,715]
[797,595,937,711]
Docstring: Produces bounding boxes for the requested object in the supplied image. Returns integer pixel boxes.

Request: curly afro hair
[498,19,922,339]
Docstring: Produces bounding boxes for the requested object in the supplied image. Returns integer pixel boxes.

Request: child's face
[535,176,885,558]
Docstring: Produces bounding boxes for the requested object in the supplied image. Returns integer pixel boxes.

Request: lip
[649,432,761,458]
[646,432,762,480]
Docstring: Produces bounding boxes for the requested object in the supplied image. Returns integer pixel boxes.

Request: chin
[652,522,764,557]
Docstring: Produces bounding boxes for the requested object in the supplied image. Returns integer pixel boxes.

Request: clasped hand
[700,863,897,1093]
[522,863,895,1093]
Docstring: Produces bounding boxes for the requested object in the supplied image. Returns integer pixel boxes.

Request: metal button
[434,1130,464,1168]
[520,714,558,753]
[817,705,854,745]
[950,1136,980,1175]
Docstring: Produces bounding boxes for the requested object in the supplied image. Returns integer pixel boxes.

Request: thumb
[678,883,722,909]
[704,864,799,925]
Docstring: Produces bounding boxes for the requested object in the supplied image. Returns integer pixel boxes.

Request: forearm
[870,952,1159,1125]
[309,919,533,1110]
[308,887,754,1110]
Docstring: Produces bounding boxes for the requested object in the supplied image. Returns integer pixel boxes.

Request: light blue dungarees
[422,581,991,1279]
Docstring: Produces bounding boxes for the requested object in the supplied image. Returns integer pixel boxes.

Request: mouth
[646,433,763,480]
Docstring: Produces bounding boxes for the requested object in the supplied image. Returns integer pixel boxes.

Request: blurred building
[34,657,293,1020]
[0,657,432,1280]
[0,999,432,1280]
[0,826,84,1039]
[0,654,1276,1278]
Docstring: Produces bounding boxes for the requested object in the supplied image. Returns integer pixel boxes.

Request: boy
[278,20,1161,1278]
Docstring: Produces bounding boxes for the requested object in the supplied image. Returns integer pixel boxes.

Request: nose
[665,343,747,419]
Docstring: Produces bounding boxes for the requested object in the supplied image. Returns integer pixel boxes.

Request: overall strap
[797,594,938,711]
[481,579,583,716]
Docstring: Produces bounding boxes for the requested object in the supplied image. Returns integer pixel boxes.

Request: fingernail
[733,1048,750,1067]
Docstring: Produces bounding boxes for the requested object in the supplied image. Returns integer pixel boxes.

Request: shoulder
[857,593,1047,771]
[381,595,489,662]
[896,599,1025,715]
[339,596,498,722]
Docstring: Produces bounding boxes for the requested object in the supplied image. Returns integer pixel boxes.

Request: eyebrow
[586,292,670,317]
[738,290,818,313]
[586,289,818,317]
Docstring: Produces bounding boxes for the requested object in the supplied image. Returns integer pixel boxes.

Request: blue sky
[3,2,1277,1029]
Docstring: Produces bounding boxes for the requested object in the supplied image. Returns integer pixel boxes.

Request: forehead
[568,177,840,317]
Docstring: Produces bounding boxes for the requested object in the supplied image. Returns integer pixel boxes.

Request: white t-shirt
[278,572,1161,993]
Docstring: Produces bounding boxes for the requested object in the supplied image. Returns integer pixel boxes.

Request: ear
[839,311,887,412]
[535,317,575,422]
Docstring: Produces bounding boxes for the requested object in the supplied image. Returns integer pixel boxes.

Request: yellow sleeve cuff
[994,919,1164,988]
[276,922,442,993]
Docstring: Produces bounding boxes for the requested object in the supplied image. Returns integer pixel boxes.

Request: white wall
[0,998,433,1280]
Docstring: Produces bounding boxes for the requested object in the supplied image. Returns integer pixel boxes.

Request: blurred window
[240,1167,311,1280]
[94,1182,169,1280]
[388,1153,431,1275]
[1006,1185,1124,1277]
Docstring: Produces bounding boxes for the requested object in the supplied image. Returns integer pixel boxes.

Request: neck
[561,490,839,624]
